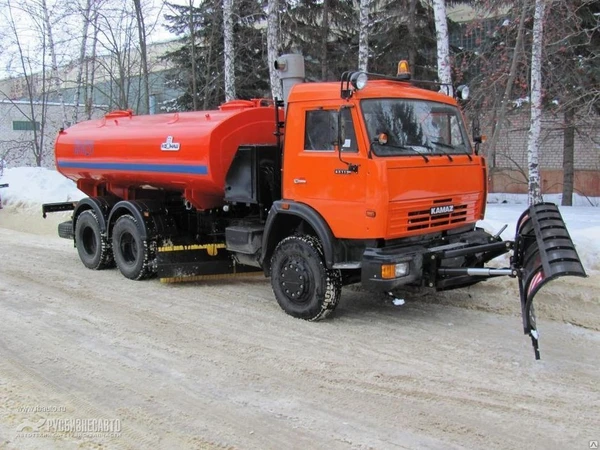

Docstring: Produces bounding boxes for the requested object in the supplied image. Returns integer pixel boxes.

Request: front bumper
[360,244,425,291]
[359,228,504,292]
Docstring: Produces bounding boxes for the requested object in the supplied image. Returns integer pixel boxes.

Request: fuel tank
[55,100,279,209]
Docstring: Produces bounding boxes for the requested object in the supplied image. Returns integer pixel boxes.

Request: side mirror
[472,116,482,155]
[337,106,359,173]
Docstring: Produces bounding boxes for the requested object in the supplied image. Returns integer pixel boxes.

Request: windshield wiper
[429,141,454,162]
[431,140,473,161]
[374,143,430,163]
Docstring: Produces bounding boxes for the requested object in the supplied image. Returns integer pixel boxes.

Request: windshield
[361,99,472,157]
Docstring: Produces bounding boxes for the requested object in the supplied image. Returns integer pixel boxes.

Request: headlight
[381,263,410,279]
[351,72,368,90]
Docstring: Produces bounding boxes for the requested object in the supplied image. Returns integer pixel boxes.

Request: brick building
[482,108,600,197]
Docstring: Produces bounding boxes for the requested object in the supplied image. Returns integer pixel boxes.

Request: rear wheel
[75,210,113,270]
[270,235,341,321]
[112,215,153,280]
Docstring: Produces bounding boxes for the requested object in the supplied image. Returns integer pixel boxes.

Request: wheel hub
[82,227,97,256]
[280,258,310,304]
[119,232,138,265]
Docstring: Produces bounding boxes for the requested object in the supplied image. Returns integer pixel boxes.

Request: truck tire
[112,215,153,280]
[75,210,113,270]
[270,235,342,321]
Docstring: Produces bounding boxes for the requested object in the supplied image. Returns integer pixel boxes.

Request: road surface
[0,210,598,449]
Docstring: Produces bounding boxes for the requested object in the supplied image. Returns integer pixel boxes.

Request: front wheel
[270,235,341,321]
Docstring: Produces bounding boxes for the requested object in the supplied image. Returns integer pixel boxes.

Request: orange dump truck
[43,55,585,358]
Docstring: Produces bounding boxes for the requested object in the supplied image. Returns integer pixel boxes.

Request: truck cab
[259,59,497,311]
[282,80,487,242]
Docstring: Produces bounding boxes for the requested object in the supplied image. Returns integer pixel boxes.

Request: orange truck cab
[43,54,585,358]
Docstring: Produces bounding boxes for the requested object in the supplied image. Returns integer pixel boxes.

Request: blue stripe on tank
[57,161,208,175]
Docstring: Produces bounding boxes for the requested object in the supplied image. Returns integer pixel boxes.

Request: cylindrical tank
[55,100,279,209]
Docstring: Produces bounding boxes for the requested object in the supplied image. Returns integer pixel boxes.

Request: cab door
[283,105,369,239]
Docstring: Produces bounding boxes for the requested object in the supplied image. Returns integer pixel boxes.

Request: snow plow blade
[513,203,586,359]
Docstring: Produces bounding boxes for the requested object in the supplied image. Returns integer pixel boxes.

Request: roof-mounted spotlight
[350,72,368,90]
[456,85,470,101]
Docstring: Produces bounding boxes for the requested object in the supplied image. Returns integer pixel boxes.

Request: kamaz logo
[430,205,454,215]
[161,136,180,151]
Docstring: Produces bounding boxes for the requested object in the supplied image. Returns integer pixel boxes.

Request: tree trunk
[267,0,282,100]
[133,0,150,114]
[73,0,92,124]
[407,0,417,71]
[321,0,329,80]
[526,0,546,206]
[223,0,236,101]
[487,1,530,172]
[561,106,575,206]
[432,0,452,96]
[189,0,199,110]
[358,0,369,72]
[6,0,43,166]
[86,9,100,120]
[41,0,68,128]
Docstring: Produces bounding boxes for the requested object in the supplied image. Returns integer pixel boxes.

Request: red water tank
[55,100,278,209]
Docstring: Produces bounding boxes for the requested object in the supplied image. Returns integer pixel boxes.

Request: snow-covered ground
[0,167,85,209]
[1,167,598,272]
[0,167,598,449]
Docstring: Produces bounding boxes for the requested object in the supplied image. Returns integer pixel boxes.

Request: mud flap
[513,203,586,359]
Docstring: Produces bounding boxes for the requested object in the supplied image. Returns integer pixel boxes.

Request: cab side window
[304,109,358,152]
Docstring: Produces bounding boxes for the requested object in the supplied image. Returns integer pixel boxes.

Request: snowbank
[1,167,598,272]
[479,204,600,273]
[0,167,84,211]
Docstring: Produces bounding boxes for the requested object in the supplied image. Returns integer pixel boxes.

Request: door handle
[293,178,307,184]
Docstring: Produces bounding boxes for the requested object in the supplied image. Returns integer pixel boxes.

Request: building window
[13,120,40,131]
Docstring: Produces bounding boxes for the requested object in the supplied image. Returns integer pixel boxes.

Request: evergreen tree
[280,0,357,81]
[162,0,269,111]
[369,0,439,79]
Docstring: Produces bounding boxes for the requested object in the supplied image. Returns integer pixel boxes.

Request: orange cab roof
[287,79,458,106]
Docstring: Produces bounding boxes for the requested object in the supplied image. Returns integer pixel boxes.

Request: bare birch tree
[485,1,530,173]
[267,0,282,100]
[526,0,546,205]
[223,0,236,101]
[2,0,48,166]
[357,0,369,72]
[41,0,68,128]
[93,5,138,110]
[188,0,199,110]
[85,3,101,120]
[72,0,93,124]
[432,0,452,96]
[133,0,150,114]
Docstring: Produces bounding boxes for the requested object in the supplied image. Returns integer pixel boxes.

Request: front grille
[387,196,478,236]
[406,204,468,231]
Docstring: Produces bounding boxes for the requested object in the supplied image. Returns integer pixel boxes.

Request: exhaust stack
[275,54,305,107]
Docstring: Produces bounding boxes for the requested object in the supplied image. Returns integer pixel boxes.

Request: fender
[73,196,118,235]
[108,200,152,240]
[261,200,336,269]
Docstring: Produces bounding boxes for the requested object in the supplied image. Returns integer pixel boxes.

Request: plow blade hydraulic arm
[513,203,587,359]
